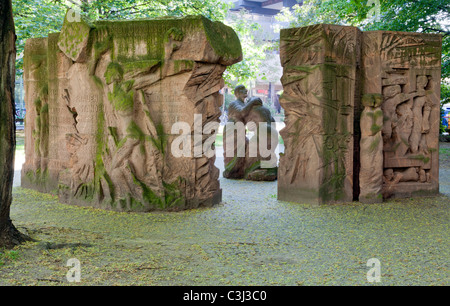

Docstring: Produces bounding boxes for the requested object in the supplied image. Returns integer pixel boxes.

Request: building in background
[229,0,299,15]
[221,0,301,122]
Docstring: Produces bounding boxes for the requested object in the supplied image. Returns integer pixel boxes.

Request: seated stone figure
[223,85,278,181]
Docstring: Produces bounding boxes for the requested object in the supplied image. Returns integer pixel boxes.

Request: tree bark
[0,0,27,248]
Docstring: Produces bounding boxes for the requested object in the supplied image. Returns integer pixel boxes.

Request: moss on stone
[142,109,167,155]
[318,64,351,203]
[24,168,49,187]
[122,60,160,74]
[89,32,113,75]
[131,173,185,210]
[93,98,108,204]
[127,121,145,142]
[369,136,381,152]
[58,9,94,61]
[370,124,382,134]
[244,161,261,176]
[408,154,431,164]
[224,156,238,175]
[107,83,134,112]
[104,62,124,84]
[91,15,241,63]
[108,126,119,146]
[200,16,242,61]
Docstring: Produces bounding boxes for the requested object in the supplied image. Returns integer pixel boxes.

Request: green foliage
[12,0,271,90]
[277,0,450,131]
[0,250,20,266]
[76,0,230,22]
[277,0,449,78]
[12,0,231,77]
[13,0,66,77]
[441,82,450,133]
[223,9,275,87]
[276,0,340,26]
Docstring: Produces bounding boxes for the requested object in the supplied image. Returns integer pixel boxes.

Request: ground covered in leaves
[0,184,448,286]
[0,139,448,286]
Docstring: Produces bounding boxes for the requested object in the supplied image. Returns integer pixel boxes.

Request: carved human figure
[106,27,185,201]
[395,98,414,157]
[383,167,422,185]
[383,167,422,198]
[244,96,278,181]
[223,85,261,179]
[382,84,425,143]
[223,85,277,180]
[226,85,261,123]
[410,75,432,154]
[359,94,383,203]
[64,133,94,198]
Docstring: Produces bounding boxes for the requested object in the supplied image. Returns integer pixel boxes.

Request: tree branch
[103,0,170,18]
[422,27,450,36]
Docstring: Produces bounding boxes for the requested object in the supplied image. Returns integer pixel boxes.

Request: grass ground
[0,135,448,286]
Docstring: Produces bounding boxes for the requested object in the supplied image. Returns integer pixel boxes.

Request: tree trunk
[0,0,27,248]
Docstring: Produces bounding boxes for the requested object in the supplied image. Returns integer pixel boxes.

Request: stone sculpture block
[22,13,242,211]
[278,24,361,204]
[278,24,441,204]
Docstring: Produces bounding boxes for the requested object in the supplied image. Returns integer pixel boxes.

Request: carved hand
[416,89,426,97]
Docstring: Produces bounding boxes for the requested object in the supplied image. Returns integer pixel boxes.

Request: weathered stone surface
[22,37,52,192]
[359,94,383,203]
[278,25,441,204]
[364,31,442,199]
[58,10,94,63]
[22,14,241,211]
[278,24,361,204]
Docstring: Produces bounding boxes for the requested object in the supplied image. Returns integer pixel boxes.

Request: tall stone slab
[278,24,361,204]
[22,13,242,211]
[358,32,384,203]
[22,37,50,192]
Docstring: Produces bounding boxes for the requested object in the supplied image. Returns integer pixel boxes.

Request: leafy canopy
[223,9,277,88]
[277,0,450,123]
[12,0,273,87]
[277,0,449,79]
[12,0,230,76]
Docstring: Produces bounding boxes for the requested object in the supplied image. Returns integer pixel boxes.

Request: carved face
[417,76,428,89]
[235,87,248,102]
[383,85,401,99]
[384,169,394,181]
